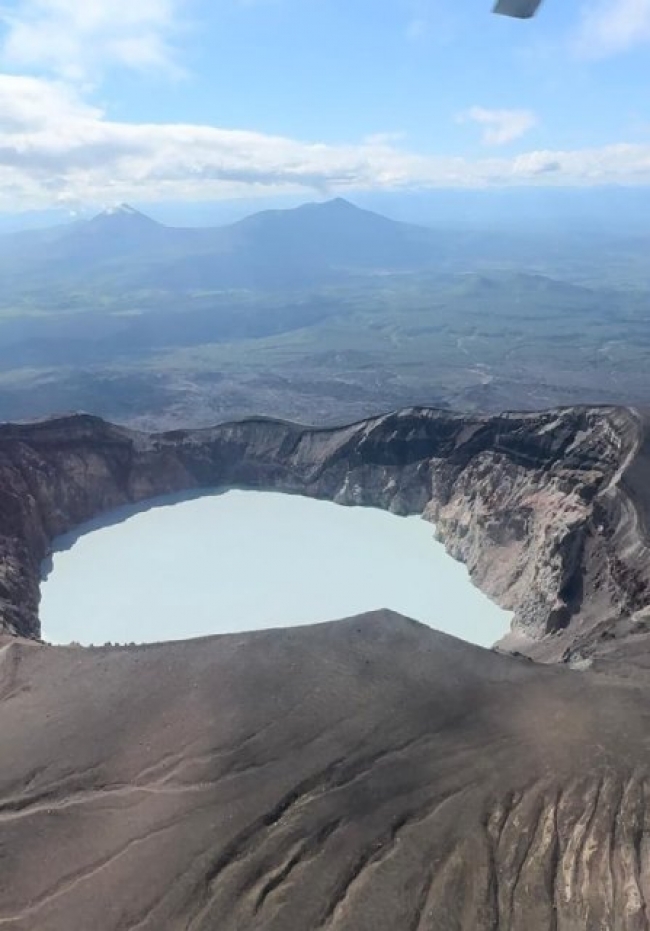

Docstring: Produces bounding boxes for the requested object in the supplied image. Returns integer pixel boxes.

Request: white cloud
[0,0,185,81]
[458,107,538,146]
[0,74,647,210]
[574,0,650,57]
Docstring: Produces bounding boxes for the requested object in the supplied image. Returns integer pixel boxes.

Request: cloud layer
[0,1,646,209]
[0,75,646,210]
[0,0,184,80]
[575,0,650,57]
[458,107,538,146]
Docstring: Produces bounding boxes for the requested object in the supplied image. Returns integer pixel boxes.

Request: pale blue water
[40,489,512,647]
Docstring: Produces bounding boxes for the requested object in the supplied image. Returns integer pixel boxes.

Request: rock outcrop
[0,405,647,660]
[2,405,650,930]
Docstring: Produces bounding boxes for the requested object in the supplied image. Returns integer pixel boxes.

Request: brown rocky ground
[3,613,650,930]
[1,406,650,928]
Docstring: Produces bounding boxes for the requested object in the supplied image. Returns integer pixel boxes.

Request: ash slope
[0,404,647,660]
[3,612,650,931]
[1,406,650,929]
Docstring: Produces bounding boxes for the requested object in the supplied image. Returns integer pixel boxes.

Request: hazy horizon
[5,185,650,237]
[0,2,648,214]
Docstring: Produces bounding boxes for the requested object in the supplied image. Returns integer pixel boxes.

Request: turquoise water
[40,489,512,647]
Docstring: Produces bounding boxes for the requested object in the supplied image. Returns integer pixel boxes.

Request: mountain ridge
[1,406,650,929]
[0,197,443,288]
[0,403,645,665]
[3,607,650,929]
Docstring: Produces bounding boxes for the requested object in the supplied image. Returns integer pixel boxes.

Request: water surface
[40,489,512,647]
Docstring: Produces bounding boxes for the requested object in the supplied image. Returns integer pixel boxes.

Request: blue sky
[0,0,649,211]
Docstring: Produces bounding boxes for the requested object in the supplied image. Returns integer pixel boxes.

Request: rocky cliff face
[3,406,650,931]
[0,405,647,661]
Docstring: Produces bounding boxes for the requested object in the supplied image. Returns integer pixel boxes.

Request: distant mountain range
[0,198,446,291]
[5,186,650,234]
[0,196,645,298]
[0,195,647,429]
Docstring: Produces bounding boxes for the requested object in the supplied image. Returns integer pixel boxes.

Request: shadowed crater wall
[0,405,647,661]
[2,406,650,929]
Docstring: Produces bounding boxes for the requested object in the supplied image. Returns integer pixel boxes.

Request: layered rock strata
[0,405,647,660]
[2,407,650,929]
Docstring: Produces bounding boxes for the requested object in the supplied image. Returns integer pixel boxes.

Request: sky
[0,0,650,211]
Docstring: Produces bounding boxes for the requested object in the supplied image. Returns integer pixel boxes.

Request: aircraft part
[494,0,543,18]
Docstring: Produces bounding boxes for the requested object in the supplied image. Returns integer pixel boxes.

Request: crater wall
[0,405,647,661]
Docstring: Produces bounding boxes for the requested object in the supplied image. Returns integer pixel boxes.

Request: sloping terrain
[0,199,439,290]
[1,200,650,429]
[3,612,650,930]
[1,405,650,928]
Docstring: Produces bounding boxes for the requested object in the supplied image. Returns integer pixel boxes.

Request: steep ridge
[1,406,650,929]
[0,405,646,660]
[3,613,650,930]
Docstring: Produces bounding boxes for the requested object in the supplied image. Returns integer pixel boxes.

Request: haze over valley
[6,1,650,929]
[1,194,650,429]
